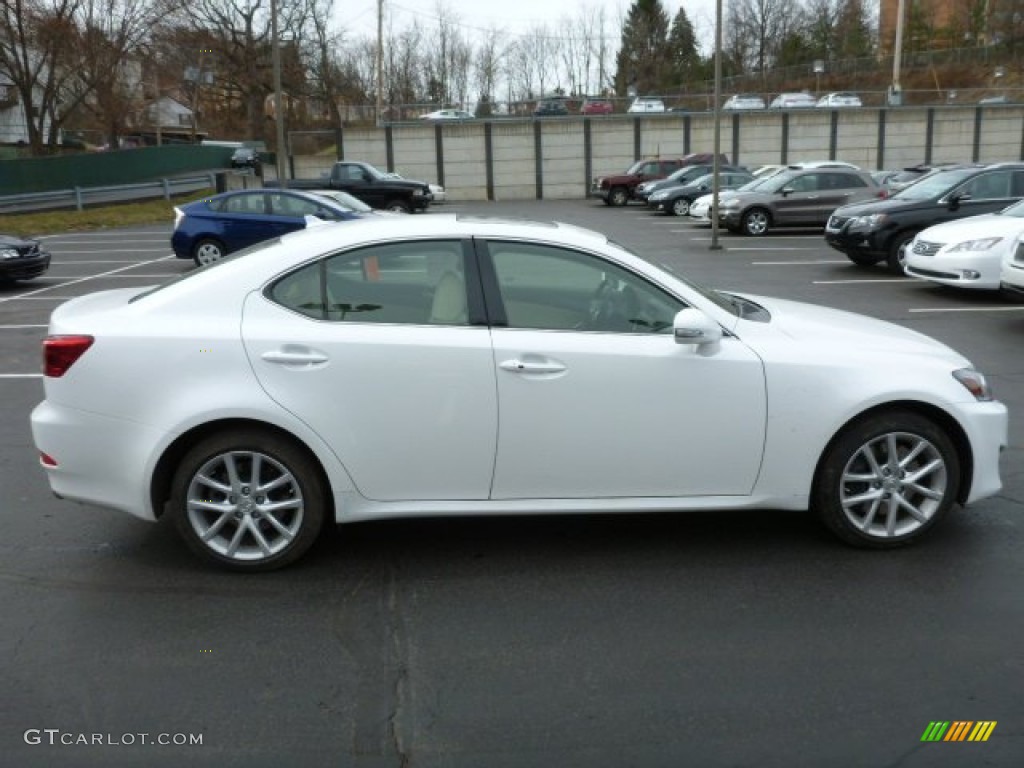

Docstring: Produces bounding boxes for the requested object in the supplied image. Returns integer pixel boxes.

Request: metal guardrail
[0,173,218,214]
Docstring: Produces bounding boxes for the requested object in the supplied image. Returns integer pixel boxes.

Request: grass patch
[0,188,214,238]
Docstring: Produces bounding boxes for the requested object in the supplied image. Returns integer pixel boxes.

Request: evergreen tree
[666,7,703,88]
[613,0,672,96]
[834,0,874,60]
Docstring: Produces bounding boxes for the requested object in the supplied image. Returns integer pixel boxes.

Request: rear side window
[223,193,266,214]
[825,172,867,189]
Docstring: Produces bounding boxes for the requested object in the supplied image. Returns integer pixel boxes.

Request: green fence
[0,145,234,196]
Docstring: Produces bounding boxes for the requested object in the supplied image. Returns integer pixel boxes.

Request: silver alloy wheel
[186,450,304,562]
[195,241,224,265]
[839,431,948,540]
[671,198,690,216]
[742,209,769,236]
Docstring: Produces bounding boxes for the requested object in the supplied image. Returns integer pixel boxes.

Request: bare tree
[0,0,84,153]
[472,25,505,114]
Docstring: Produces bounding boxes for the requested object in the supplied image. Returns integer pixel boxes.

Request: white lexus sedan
[31,216,1007,571]
[905,200,1024,290]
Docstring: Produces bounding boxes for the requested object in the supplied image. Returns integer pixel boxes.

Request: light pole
[710,0,723,251]
[271,0,287,186]
[889,0,907,106]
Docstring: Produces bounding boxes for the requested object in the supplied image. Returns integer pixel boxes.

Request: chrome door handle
[499,358,566,374]
[261,349,329,365]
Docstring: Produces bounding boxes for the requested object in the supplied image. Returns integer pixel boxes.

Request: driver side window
[487,242,684,334]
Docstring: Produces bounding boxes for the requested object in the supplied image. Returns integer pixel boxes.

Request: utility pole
[890,0,907,106]
[376,0,384,126]
[271,0,287,186]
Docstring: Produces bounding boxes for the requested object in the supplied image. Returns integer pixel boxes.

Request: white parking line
[45,274,171,279]
[51,260,163,265]
[52,249,170,254]
[753,259,848,264]
[908,306,1024,313]
[0,373,42,378]
[39,235,169,242]
[1,296,79,300]
[0,254,172,304]
[0,324,47,328]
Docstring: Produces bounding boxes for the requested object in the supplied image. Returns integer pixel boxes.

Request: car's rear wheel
[669,197,692,217]
[886,232,915,274]
[169,430,326,572]
[384,199,411,213]
[609,187,629,207]
[741,208,771,236]
[193,238,226,267]
[812,411,960,548]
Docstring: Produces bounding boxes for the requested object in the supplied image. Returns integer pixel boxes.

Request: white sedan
[31,217,1007,571]
[904,201,1024,290]
[1000,231,1024,295]
[419,109,473,121]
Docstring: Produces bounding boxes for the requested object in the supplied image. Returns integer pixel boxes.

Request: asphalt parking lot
[2,200,1023,767]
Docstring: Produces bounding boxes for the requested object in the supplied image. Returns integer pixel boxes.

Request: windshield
[129,239,283,302]
[891,168,976,200]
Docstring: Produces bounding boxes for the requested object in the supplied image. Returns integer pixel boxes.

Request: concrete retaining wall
[286,106,1024,201]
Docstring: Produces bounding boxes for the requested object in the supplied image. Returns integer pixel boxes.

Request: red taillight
[43,335,94,378]
[878,189,889,198]
[40,452,58,467]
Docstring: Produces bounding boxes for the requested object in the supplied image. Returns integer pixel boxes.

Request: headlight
[953,368,993,401]
[650,191,668,201]
[719,199,740,210]
[852,213,888,227]
[0,248,18,260]
[948,237,1003,252]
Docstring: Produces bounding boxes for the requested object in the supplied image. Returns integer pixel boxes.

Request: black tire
[846,252,882,267]
[169,430,326,572]
[192,238,226,267]
[384,199,411,214]
[669,197,692,217]
[811,411,960,549]
[886,231,915,275]
[741,208,771,236]
[609,186,629,207]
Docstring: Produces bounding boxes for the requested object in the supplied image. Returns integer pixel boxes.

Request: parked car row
[723,92,863,110]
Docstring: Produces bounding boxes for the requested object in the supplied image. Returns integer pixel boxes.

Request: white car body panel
[241,293,498,501]
[30,216,1008,533]
[905,213,1024,290]
[489,328,766,499]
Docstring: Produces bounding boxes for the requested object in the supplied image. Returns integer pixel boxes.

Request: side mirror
[780,186,795,196]
[948,192,971,209]
[672,308,723,346]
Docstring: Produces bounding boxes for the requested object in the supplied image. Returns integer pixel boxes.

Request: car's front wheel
[169,430,326,572]
[384,199,411,213]
[812,411,960,548]
[669,197,692,216]
[741,208,771,236]
[608,187,629,207]
[887,232,915,274]
[193,238,226,267]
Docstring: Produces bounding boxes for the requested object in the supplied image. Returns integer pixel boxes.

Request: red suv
[591,153,730,206]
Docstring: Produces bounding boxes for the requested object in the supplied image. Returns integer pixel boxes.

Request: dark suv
[825,163,1024,272]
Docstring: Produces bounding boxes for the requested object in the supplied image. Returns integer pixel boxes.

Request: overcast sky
[345,0,720,53]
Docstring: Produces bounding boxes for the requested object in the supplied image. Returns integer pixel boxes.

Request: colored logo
[921,721,996,742]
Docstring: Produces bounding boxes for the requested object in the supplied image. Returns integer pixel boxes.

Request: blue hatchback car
[171,189,362,266]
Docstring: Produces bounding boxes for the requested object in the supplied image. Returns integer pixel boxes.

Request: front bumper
[904,247,1004,290]
[0,250,51,280]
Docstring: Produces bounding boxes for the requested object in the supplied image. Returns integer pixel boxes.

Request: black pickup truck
[267,161,433,213]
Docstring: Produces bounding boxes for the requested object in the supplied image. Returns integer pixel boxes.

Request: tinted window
[958,171,1012,200]
[823,172,866,189]
[488,242,684,334]
[223,193,266,214]
[323,240,468,325]
[268,193,322,217]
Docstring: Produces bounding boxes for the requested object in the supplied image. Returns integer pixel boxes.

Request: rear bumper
[31,400,161,521]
